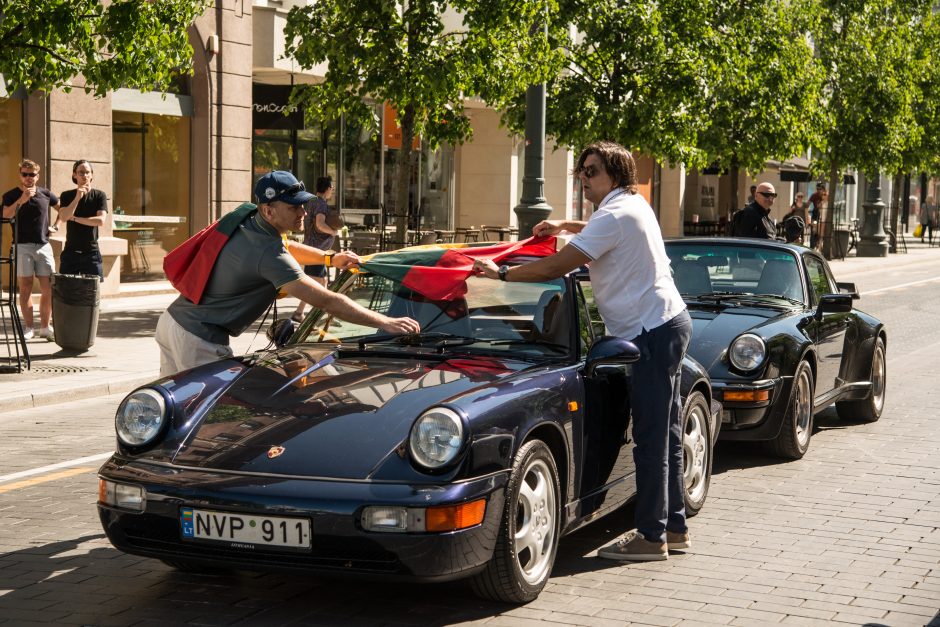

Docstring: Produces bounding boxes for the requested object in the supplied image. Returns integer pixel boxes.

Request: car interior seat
[755,259,804,301]
[532,290,571,347]
[672,261,713,295]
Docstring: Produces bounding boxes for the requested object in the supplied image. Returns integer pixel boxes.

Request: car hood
[686,306,784,371]
[167,347,531,479]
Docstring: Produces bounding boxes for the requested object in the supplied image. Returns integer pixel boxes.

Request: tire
[682,391,713,516]
[837,337,886,423]
[471,440,561,603]
[769,361,814,460]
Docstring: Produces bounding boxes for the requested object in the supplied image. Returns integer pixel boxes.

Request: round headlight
[409,407,465,469]
[729,334,766,371]
[115,388,168,447]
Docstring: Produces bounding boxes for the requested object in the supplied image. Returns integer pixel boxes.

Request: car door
[804,254,849,397]
[574,276,636,516]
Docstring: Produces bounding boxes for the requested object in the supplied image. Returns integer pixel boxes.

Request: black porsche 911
[666,238,887,459]
[97,246,720,603]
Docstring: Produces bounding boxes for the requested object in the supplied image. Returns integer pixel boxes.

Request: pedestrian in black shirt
[1,159,59,340]
[730,182,777,239]
[57,160,108,280]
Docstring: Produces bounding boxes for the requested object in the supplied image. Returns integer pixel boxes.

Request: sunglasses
[577,165,602,179]
[20,172,37,178]
[758,191,778,199]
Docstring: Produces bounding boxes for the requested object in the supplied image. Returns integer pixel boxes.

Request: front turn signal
[425,499,486,532]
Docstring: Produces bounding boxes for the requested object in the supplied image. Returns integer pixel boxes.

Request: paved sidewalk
[1,239,938,413]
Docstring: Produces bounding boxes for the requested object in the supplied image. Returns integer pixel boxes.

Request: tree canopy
[0,0,207,96]
[284,0,562,239]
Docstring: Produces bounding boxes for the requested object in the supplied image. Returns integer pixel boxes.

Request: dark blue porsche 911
[97,245,720,603]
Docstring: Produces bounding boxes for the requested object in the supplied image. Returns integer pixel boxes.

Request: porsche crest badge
[267,446,286,459]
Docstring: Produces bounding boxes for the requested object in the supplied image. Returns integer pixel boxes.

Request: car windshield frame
[665,241,807,306]
[290,263,579,361]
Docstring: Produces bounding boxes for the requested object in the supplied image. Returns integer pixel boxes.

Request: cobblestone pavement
[0,261,938,626]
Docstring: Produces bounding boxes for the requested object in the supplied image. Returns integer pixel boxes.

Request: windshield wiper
[748,293,804,306]
[357,331,480,350]
[486,338,570,353]
[694,291,751,300]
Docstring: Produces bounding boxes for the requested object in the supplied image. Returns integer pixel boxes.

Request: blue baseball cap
[254,171,314,205]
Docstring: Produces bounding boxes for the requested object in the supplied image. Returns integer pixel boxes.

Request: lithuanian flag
[163,202,257,304]
[360,236,557,301]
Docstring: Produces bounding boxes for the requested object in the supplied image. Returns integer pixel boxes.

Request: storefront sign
[383,102,421,150]
[699,176,719,221]
[253,84,304,130]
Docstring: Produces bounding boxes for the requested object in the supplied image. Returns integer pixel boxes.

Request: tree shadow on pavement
[95,309,163,338]
[0,533,519,625]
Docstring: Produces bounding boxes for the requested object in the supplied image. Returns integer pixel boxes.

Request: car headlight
[729,334,766,371]
[115,388,168,447]
[409,407,465,470]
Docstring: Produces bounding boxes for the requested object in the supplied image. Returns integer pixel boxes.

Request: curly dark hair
[574,141,638,193]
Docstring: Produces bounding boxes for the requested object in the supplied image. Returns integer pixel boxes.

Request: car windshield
[666,242,805,304]
[294,270,573,357]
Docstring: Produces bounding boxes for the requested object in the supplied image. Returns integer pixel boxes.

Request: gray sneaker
[597,530,667,561]
[667,530,691,550]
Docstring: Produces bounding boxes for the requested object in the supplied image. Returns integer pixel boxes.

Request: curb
[3,372,158,413]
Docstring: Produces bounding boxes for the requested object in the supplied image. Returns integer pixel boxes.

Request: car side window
[577,278,606,358]
[803,255,835,302]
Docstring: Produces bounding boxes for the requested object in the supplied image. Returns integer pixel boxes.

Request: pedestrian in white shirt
[473,141,692,561]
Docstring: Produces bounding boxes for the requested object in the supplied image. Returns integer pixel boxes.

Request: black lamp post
[856,171,889,257]
[512,83,553,238]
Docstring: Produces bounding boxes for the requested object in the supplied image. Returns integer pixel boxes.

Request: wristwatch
[323,253,333,267]
[498,264,510,281]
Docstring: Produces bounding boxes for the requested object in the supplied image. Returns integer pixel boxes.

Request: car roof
[666,237,810,255]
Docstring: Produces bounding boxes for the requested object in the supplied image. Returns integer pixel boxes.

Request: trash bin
[51,273,100,351]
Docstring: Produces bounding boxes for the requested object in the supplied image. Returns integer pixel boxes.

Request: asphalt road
[1,259,938,626]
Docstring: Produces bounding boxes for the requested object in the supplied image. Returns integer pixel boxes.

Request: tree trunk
[393,104,417,250]
[728,160,740,218]
[820,165,839,259]
[891,172,902,252]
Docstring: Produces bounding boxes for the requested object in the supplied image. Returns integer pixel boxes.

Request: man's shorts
[16,243,55,278]
[304,264,328,279]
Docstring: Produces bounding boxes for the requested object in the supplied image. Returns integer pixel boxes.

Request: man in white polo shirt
[473,141,692,561]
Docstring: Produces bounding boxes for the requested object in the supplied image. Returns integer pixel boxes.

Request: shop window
[112,111,191,280]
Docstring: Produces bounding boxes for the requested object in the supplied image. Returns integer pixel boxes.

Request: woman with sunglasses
[1,159,60,340]
[57,160,108,280]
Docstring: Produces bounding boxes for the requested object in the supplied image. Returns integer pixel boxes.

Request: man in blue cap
[155,171,420,376]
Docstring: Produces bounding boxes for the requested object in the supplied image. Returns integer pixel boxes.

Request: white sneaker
[38,326,54,340]
[22,328,34,340]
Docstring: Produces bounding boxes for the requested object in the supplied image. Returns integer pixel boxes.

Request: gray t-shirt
[168,213,304,344]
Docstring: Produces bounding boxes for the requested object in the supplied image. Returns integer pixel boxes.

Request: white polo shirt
[568,188,686,340]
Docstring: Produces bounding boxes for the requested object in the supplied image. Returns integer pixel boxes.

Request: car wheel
[836,337,886,423]
[471,439,560,603]
[682,391,712,516]
[769,361,814,459]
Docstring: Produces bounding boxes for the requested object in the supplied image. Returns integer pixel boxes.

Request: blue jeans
[629,310,693,544]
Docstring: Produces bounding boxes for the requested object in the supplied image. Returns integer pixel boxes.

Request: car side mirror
[815,293,853,319]
[586,336,641,377]
[836,281,860,300]
[267,318,296,348]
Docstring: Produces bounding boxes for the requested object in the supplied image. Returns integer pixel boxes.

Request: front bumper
[97,458,507,582]
[712,377,793,440]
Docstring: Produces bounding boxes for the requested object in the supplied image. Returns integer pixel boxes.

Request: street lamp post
[856,171,889,257]
[512,83,553,238]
